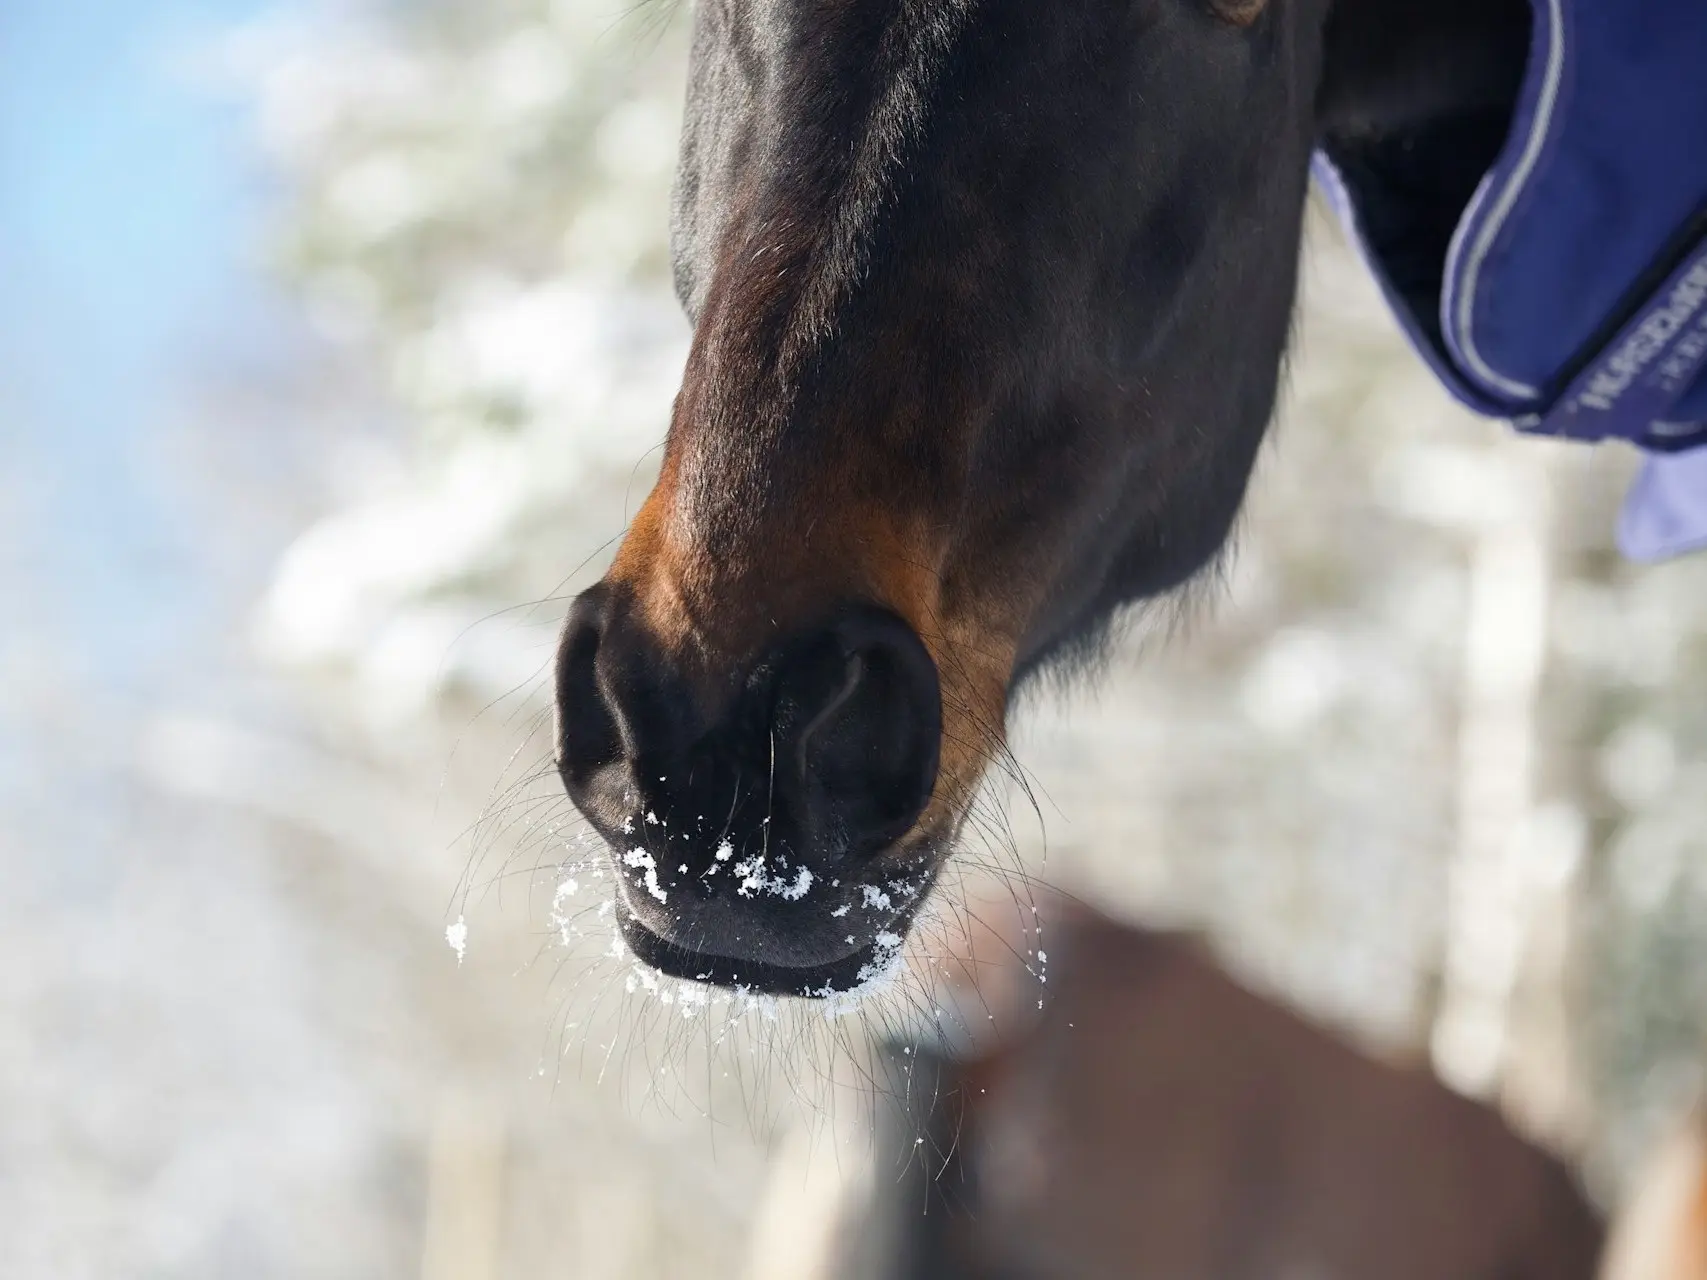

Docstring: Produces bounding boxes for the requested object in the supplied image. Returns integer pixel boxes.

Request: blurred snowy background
[5,0,1707,1276]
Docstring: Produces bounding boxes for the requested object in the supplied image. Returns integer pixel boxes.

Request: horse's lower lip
[618,916,886,998]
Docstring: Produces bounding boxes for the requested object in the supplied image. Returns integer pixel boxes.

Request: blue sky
[0,0,286,702]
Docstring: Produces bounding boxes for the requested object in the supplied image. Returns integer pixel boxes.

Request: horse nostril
[772,608,942,858]
[555,587,623,791]
[795,652,865,767]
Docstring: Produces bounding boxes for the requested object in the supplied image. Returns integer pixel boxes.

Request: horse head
[556,0,1528,994]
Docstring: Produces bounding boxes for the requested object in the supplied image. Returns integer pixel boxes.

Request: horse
[552,0,1545,994]
[744,899,1609,1280]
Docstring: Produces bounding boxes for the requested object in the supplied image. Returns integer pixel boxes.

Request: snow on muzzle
[555,583,947,996]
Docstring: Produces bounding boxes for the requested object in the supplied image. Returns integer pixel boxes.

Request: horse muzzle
[554,583,944,994]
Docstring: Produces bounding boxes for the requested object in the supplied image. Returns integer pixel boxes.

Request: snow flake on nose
[732,855,814,900]
[861,884,891,911]
[622,847,668,902]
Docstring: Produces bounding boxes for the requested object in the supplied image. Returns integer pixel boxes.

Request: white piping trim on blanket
[1650,420,1703,439]
[1440,0,1566,404]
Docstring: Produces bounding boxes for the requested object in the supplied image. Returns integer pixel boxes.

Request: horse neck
[1316,0,1531,138]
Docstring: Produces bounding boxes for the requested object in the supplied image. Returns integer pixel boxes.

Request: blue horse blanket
[1316,0,1707,560]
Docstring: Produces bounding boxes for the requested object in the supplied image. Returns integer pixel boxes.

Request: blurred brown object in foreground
[1600,1113,1707,1280]
[762,898,1605,1280]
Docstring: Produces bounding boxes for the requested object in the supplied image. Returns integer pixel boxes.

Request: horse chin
[598,823,948,998]
[617,912,896,998]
